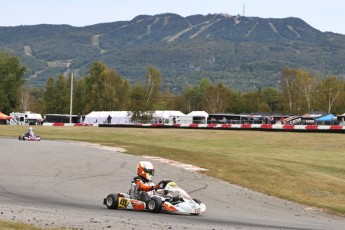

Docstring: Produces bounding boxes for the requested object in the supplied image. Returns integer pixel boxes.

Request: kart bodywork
[18,132,41,141]
[104,180,206,215]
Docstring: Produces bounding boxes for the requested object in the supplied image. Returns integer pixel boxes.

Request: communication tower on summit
[243,4,245,17]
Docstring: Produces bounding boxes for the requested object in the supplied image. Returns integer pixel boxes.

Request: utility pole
[69,72,73,124]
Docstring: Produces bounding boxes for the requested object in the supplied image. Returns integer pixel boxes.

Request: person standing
[107,114,112,124]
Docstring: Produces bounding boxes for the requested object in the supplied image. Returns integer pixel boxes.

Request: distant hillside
[1,13,345,92]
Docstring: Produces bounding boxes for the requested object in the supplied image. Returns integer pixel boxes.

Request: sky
[1,0,344,34]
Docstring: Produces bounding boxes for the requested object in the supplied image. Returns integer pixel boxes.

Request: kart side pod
[103,193,163,213]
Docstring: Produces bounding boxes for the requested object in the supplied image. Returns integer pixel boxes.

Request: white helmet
[137,161,155,181]
[28,127,33,132]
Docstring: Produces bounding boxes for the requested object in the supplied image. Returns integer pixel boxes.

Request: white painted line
[143,156,208,172]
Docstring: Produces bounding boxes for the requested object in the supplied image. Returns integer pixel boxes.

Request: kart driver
[26,127,35,137]
[132,161,159,203]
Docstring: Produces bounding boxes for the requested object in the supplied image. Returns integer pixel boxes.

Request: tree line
[1,52,345,118]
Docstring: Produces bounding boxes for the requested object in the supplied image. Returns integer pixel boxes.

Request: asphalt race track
[0,137,345,229]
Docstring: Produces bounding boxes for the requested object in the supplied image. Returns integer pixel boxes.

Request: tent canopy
[186,111,208,124]
[187,111,209,118]
[302,111,328,118]
[315,114,336,122]
[84,111,132,124]
[0,112,11,120]
[153,110,185,119]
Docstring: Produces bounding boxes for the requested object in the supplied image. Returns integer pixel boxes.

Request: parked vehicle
[10,111,43,125]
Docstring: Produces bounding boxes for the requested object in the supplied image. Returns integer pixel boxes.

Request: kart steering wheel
[158,179,172,189]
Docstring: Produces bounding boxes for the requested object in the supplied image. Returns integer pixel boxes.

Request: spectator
[280,117,285,125]
[107,114,112,124]
[77,113,81,123]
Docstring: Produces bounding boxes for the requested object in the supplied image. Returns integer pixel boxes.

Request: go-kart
[18,132,41,141]
[103,180,206,215]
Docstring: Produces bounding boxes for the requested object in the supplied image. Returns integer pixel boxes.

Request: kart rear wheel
[147,196,162,213]
[105,194,118,209]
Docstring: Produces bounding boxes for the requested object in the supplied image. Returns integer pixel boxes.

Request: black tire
[105,194,119,209]
[18,136,22,140]
[147,196,162,213]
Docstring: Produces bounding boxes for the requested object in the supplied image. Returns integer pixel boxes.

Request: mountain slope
[1,13,344,92]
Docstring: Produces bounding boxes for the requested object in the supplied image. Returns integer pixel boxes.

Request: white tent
[186,111,209,124]
[84,111,132,124]
[152,110,185,124]
[337,113,345,125]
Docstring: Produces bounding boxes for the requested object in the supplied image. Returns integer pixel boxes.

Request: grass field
[1,125,345,229]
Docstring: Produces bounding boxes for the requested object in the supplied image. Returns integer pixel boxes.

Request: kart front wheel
[191,198,205,215]
[147,196,162,213]
[104,194,118,209]
[193,198,202,204]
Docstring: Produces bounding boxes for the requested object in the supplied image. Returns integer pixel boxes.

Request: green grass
[1,125,345,220]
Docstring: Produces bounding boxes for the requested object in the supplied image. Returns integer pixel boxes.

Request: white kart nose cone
[199,203,206,213]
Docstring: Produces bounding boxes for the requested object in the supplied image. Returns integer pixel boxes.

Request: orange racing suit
[132,176,159,202]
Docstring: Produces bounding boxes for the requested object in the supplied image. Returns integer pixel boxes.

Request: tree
[316,76,344,114]
[43,75,69,114]
[144,66,163,110]
[0,52,26,113]
[54,74,69,113]
[180,86,197,113]
[180,78,210,113]
[43,77,56,113]
[231,90,246,114]
[18,89,31,112]
[127,82,149,122]
[262,87,280,113]
[243,90,269,113]
[202,83,233,113]
[163,89,178,110]
[280,68,298,113]
[280,68,318,114]
[73,77,89,114]
[295,70,318,113]
[83,62,130,112]
[27,88,44,114]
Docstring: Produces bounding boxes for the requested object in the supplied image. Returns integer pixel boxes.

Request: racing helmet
[137,161,155,181]
[28,127,33,132]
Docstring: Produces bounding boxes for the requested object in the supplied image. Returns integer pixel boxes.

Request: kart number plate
[118,197,130,208]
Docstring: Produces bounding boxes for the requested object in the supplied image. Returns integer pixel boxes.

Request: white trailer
[9,111,43,125]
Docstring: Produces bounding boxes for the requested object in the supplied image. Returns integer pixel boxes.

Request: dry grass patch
[0,220,74,230]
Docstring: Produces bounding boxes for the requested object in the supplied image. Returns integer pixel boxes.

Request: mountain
[1,13,345,92]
